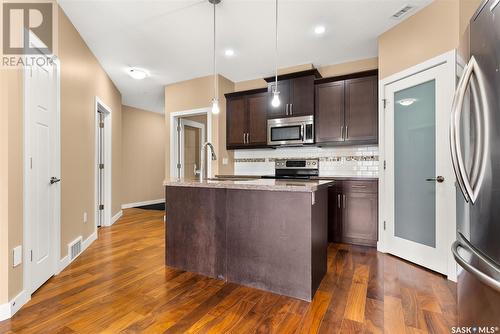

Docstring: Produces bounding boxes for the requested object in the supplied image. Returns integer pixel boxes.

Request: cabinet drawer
[342,180,377,193]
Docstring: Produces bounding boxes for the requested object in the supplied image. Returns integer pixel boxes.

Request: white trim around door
[169,107,212,179]
[179,119,206,179]
[94,97,112,227]
[378,50,458,281]
[23,53,61,308]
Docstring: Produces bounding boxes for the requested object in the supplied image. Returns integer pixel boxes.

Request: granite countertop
[163,178,334,193]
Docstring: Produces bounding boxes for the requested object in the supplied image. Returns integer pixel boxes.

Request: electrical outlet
[83,212,88,223]
[13,246,22,267]
[222,158,228,165]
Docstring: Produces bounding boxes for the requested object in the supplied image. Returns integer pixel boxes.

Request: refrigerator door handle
[449,55,489,204]
[452,236,500,293]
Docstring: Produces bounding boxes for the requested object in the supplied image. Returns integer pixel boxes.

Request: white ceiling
[58,0,432,113]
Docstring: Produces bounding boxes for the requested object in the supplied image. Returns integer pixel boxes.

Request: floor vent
[68,237,83,261]
[391,5,415,19]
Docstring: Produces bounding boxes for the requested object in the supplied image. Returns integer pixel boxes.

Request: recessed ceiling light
[126,68,149,80]
[397,98,418,106]
[314,25,326,35]
[224,49,235,57]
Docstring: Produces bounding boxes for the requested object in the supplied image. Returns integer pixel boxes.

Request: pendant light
[271,0,280,108]
[210,0,220,114]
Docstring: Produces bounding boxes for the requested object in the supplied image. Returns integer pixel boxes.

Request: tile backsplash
[234,145,379,178]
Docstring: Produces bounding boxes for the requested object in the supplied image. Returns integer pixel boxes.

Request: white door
[97,110,104,227]
[178,119,205,179]
[384,63,455,275]
[27,59,59,293]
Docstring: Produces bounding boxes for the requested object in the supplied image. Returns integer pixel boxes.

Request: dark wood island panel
[165,185,328,301]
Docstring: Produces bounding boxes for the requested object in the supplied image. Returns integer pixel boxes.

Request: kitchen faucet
[199,142,217,181]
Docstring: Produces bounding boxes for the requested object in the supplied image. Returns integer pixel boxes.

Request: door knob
[50,177,61,184]
[425,176,444,183]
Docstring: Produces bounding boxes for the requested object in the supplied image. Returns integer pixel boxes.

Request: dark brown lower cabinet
[328,179,378,247]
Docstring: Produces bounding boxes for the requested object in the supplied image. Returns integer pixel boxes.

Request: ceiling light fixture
[271,0,280,108]
[397,98,418,106]
[224,49,234,57]
[209,0,220,114]
[126,68,149,80]
[314,25,326,35]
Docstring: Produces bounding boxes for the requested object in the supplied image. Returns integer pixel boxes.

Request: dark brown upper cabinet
[226,89,269,150]
[345,76,378,142]
[315,81,345,143]
[315,70,378,145]
[265,69,320,119]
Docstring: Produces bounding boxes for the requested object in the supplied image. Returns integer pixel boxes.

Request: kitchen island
[164,178,332,301]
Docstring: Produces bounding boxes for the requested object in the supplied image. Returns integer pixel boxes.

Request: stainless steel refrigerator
[452,0,500,327]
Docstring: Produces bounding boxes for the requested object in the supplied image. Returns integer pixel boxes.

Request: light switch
[222,158,228,165]
[83,212,88,223]
[13,246,22,267]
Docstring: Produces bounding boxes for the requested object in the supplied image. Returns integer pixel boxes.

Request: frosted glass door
[394,80,436,247]
[384,61,454,276]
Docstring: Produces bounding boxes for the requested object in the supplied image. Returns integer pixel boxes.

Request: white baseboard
[57,229,98,274]
[0,290,30,321]
[121,198,164,210]
[108,210,123,226]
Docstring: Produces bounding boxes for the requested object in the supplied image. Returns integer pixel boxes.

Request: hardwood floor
[0,208,457,333]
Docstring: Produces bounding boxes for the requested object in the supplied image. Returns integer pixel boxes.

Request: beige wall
[460,0,483,35]
[164,75,235,179]
[233,59,378,92]
[58,7,122,258]
[6,70,24,300]
[378,0,459,79]
[0,70,10,303]
[378,0,484,79]
[122,106,165,205]
[1,5,123,301]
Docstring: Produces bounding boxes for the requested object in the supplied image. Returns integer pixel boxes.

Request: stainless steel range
[262,159,319,180]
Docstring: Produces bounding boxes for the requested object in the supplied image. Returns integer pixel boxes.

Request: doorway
[95,98,112,227]
[24,55,61,294]
[380,51,456,278]
[179,119,205,180]
[170,108,212,179]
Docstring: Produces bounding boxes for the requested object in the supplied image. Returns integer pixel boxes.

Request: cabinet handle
[343,194,346,209]
[345,125,349,139]
[341,125,344,140]
[337,194,341,208]
[286,104,289,116]
[290,104,293,115]
[246,133,249,144]
[243,133,246,144]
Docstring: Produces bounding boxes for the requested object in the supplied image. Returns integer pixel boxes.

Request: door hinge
[383,160,387,170]
[30,157,33,170]
[99,204,104,210]
[383,221,386,231]
[383,99,387,109]
[30,250,33,262]
[99,122,104,128]
[99,163,104,169]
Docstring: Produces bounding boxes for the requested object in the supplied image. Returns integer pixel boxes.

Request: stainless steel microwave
[267,116,314,146]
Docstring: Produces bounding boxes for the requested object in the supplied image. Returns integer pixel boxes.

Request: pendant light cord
[274,0,278,92]
[213,1,218,100]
